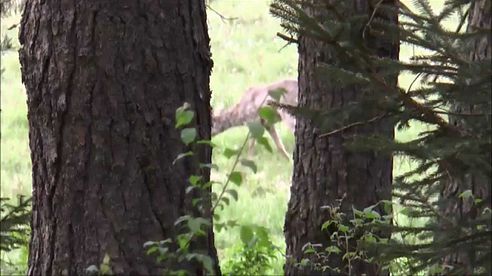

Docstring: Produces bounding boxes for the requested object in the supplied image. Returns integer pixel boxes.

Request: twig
[211,90,272,214]
[206,4,238,23]
[278,41,292,52]
[211,132,249,214]
[406,72,422,95]
[318,113,388,138]
[362,0,384,40]
[434,110,489,117]
[276,32,299,44]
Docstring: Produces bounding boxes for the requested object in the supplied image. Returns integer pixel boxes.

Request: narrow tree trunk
[19,1,219,275]
[284,1,398,275]
[440,0,491,273]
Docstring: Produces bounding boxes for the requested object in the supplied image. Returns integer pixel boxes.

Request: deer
[212,79,298,159]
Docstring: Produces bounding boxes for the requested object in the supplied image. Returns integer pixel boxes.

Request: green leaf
[364,210,381,220]
[172,151,193,165]
[175,110,194,129]
[159,239,172,245]
[350,218,364,226]
[248,121,265,139]
[256,136,273,152]
[100,253,112,274]
[174,215,191,226]
[189,175,202,186]
[338,224,349,233]
[300,258,310,267]
[215,223,224,232]
[201,255,214,274]
[199,163,219,171]
[363,204,377,214]
[483,207,491,215]
[240,225,254,245]
[197,255,214,274]
[304,247,316,254]
[85,265,99,275]
[240,159,257,173]
[229,171,243,186]
[362,233,377,243]
[352,207,364,217]
[196,140,216,147]
[255,226,269,240]
[187,217,210,236]
[143,241,156,248]
[221,197,230,206]
[269,88,287,102]
[157,246,169,256]
[213,213,220,221]
[192,198,201,207]
[226,189,238,201]
[325,245,342,254]
[172,269,188,276]
[321,220,334,231]
[201,181,213,189]
[180,128,197,145]
[259,106,281,125]
[459,190,473,200]
[185,186,195,194]
[223,148,240,159]
[177,234,191,250]
[342,252,357,261]
[226,220,238,228]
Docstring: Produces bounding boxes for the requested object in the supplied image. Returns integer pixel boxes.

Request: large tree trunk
[19,1,219,275]
[284,1,398,275]
[440,0,491,273]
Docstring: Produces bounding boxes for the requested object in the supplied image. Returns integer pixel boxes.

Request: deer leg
[247,136,256,158]
[262,122,290,160]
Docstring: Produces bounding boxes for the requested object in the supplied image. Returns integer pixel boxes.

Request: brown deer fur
[212,79,298,159]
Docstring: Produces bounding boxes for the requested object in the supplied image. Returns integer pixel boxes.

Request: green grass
[1,0,452,274]
[207,2,297,272]
[1,13,31,200]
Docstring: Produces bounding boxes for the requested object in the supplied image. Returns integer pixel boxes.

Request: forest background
[1,0,455,273]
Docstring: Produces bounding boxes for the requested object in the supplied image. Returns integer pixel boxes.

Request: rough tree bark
[19,0,219,275]
[440,0,491,273]
[284,1,399,275]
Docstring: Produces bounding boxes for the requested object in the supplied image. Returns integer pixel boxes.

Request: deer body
[212,79,298,158]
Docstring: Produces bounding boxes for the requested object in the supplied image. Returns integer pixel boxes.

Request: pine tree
[272,1,398,275]
[19,1,219,274]
[271,0,491,274]
[439,0,491,273]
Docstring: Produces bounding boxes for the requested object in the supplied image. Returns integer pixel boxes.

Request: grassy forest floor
[1,0,449,274]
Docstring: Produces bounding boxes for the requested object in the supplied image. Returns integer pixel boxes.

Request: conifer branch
[318,113,388,138]
[276,32,299,44]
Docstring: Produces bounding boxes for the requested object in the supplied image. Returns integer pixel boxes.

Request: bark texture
[441,0,491,273]
[19,0,218,275]
[284,1,399,275]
